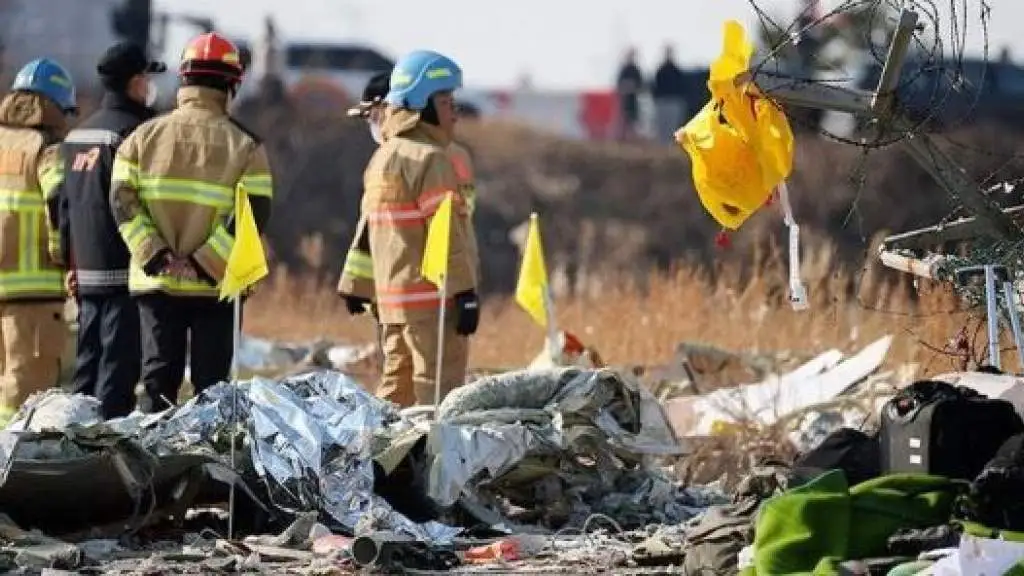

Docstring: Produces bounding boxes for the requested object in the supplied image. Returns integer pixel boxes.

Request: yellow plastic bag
[677,20,795,230]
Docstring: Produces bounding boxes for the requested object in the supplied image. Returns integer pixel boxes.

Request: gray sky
[155,0,1022,90]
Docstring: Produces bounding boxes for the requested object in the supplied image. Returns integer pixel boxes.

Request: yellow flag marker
[219,185,268,301]
[515,213,550,327]
[421,192,455,288]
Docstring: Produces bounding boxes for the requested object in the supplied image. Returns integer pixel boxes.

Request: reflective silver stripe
[65,128,122,147]
[76,268,129,287]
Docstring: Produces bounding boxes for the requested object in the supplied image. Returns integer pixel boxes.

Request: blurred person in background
[110,32,274,412]
[60,42,164,418]
[651,44,688,143]
[359,50,480,408]
[615,47,644,141]
[0,58,76,421]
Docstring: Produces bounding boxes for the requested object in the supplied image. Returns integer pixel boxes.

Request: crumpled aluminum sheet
[119,371,460,543]
[427,368,687,520]
[6,390,103,432]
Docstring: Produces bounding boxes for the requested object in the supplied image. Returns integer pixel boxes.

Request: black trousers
[136,294,236,413]
[71,293,140,419]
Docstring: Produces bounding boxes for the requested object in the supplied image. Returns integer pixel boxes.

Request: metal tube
[352,531,418,567]
[1004,281,1024,372]
[871,10,919,116]
[985,266,1001,370]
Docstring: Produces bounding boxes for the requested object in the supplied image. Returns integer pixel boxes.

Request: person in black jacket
[60,43,165,418]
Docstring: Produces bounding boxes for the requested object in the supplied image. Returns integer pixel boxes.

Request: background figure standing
[615,47,644,141]
[652,44,688,143]
[0,59,76,420]
[110,33,274,412]
[62,43,164,418]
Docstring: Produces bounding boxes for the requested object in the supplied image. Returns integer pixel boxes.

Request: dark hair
[100,74,132,94]
[420,98,439,125]
[181,74,237,95]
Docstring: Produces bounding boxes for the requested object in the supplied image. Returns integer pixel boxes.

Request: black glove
[453,291,480,336]
[342,295,371,316]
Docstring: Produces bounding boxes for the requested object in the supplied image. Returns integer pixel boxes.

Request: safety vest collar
[381,107,420,141]
[0,92,67,137]
[175,86,229,115]
[413,121,452,147]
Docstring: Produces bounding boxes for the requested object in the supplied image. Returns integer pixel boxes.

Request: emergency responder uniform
[338,71,391,315]
[359,50,480,407]
[110,33,274,412]
[61,43,165,418]
[338,72,481,404]
[0,58,76,419]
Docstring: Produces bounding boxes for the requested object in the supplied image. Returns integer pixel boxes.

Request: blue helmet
[385,50,462,111]
[11,58,77,112]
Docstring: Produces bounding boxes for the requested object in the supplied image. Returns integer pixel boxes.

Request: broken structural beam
[879,205,1024,251]
[751,7,1022,242]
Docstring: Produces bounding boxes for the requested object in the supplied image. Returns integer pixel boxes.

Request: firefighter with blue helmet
[357,50,480,407]
[0,58,77,420]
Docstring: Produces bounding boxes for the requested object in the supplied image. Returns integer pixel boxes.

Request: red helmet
[179,32,243,82]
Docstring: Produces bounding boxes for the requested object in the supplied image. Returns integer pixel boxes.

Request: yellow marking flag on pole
[219,185,268,301]
[421,192,455,287]
[515,213,550,327]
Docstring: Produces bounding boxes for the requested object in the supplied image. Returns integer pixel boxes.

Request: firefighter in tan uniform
[110,32,274,412]
[0,58,77,419]
[338,71,479,315]
[358,50,480,407]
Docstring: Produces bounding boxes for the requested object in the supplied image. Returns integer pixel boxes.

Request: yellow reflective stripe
[118,216,153,254]
[128,265,218,295]
[38,163,63,199]
[0,269,64,296]
[112,158,138,186]
[240,173,273,198]
[0,189,44,212]
[138,177,233,208]
[205,225,234,260]
[343,249,374,279]
[18,212,37,272]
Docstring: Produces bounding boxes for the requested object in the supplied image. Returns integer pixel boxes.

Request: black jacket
[60,92,157,296]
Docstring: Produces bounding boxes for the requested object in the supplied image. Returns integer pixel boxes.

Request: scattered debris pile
[0,367,720,573]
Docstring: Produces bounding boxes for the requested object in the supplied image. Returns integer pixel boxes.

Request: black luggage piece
[793,427,881,485]
[879,380,1024,480]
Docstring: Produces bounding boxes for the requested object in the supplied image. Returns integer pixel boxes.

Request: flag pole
[542,286,559,361]
[227,294,241,539]
[433,273,447,414]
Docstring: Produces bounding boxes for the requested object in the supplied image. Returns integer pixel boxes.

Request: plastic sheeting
[427,368,690,527]
[6,373,459,543]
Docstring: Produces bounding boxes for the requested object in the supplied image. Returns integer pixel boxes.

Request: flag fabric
[421,192,455,288]
[515,213,550,327]
[219,185,268,301]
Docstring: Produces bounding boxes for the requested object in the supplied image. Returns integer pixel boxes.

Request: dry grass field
[244,234,1007,378]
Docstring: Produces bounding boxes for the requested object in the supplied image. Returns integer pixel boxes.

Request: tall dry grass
[244,235,1012,378]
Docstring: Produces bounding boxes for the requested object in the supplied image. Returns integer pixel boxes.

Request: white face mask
[145,79,158,108]
[369,120,383,144]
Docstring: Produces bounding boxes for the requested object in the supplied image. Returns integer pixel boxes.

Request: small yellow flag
[219,185,268,301]
[515,213,549,327]
[421,192,454,288]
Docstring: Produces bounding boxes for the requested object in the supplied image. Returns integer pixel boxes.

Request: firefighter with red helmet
[110,32,274,411]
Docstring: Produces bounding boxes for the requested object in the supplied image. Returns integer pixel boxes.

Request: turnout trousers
[136,294,235,412]
[71,294,141,419]
[0,301,66,416]
[377,313,468,408]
